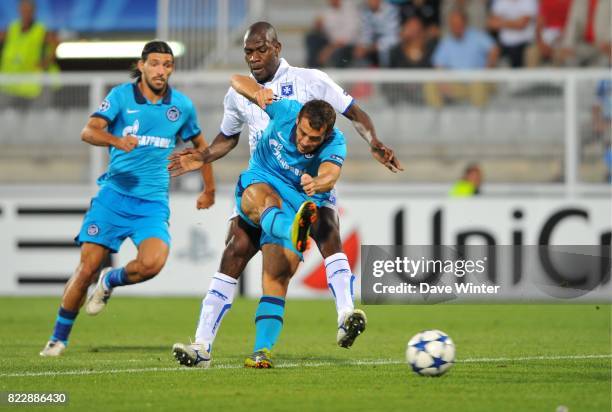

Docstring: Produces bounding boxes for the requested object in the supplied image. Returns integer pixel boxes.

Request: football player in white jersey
[171,22,402,368]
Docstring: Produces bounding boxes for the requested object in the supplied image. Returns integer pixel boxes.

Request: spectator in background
[392,0,442,39]
[389,17,437,69]
[526,0,572,67]
[384,17,437,105]
[560,0,611,67]
[588,78,611,183]
[353,0,400,67]
[450,164,483,197]
[593,79,612,141]
[605,142,612,183]
[427,8,499,108]
[0,0,58,106]
[305,0,360,68]
[432,9,498,70]
[487,0,538,68]
[441,0,489,33]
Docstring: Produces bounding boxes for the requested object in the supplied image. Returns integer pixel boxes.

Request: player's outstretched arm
[81,117,138,152]
[300,162,342,197]
[168,131,240,177]
[230,74,274,109]
[168,148,204,177]
[191,134,216,210]
[343,104,403,173]
[203,131,241,162]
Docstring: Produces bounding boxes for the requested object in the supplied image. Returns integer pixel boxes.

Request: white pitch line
[461,354,612,363]
[1,354,610,379]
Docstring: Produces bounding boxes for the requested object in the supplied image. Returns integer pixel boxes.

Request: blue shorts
[76,186,171,253]
[234,169,336,259]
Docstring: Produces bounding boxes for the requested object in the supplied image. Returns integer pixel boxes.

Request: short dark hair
[298,100,336,137]
[244,21,279,45]
[130,40,174,79]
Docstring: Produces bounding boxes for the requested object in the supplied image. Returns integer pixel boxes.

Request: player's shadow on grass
[88,345,168,353]
[276,354,352,363]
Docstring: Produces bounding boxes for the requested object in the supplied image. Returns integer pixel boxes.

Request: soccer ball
[406,330,455,376]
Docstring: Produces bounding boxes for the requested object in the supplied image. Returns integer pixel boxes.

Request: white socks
[195,272,237,347]
[324,253,355,325]
[195,259,354,345]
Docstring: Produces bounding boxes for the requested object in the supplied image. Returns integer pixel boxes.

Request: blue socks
[254,296,285,352]
[260,207,292,241]
[51,307,78,344]
[104,267,130,290]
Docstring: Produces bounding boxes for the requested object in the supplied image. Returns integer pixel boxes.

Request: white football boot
[85,267,113,316]
[172,342,211,368]
[39,340,66,357]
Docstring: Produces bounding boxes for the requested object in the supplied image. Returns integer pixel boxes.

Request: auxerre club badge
[280,83,294,97]
[166,106,180,122]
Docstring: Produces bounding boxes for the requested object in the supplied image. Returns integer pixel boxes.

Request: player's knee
[137,257,165,279]
[240,187,258,212]
[241,185,280,221]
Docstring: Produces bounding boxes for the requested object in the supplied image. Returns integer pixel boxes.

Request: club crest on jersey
[166,106,180,122]
[122,120,139,136]
[98,99,110,112]
[87,224,99,236]
[280,83,294,97]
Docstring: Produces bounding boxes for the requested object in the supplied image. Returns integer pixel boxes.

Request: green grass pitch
[0,297,610,412]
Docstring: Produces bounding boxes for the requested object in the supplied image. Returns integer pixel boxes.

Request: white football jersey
[220,58,354,154]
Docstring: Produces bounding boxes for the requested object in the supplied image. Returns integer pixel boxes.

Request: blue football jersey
[92,82,201,202]
[249,99,346,190]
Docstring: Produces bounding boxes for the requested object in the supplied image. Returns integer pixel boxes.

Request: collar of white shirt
[267,58,291,85]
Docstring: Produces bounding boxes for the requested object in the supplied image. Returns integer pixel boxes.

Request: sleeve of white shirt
[304,69,354,114]
[219,87,245,137]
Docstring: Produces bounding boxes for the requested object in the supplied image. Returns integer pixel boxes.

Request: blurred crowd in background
[306,0,611,70]
[0,0,610,185]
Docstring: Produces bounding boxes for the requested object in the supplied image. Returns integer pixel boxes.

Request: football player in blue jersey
[169,74,357,368]
[168,22,401,370]
[39,41,215,357]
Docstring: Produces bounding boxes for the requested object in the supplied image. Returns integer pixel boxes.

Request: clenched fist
[301,173,316,196]
[114,135,138,152]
